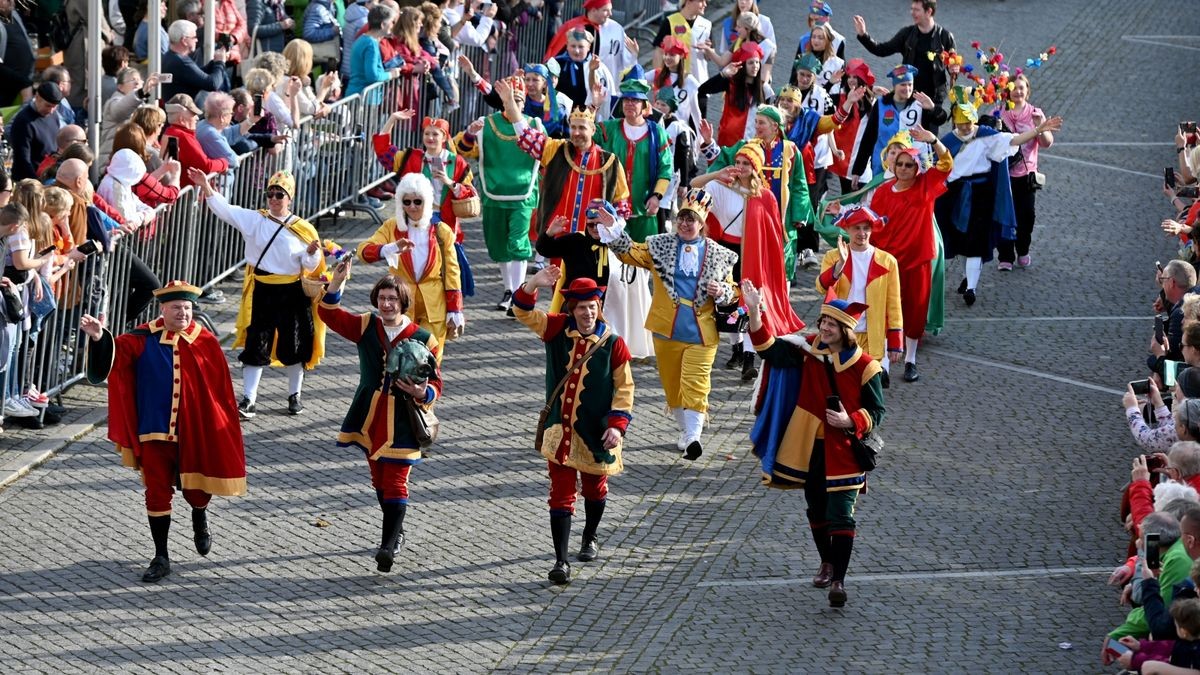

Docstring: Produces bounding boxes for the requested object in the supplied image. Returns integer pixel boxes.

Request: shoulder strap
[254,216,289,271]
[433,224,448,282]
[546,333,611,408]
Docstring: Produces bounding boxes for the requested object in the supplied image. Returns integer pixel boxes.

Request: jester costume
[317,287,443,573]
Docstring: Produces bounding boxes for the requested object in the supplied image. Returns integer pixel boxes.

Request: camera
[1130,379,1151,396]
[216,33,234,51]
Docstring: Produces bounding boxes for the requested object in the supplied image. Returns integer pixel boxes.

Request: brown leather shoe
[811,562,834,588]
[828,581,847,607]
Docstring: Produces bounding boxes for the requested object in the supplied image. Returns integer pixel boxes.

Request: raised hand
[466,118,485,136]
[546,214,569,237]
[457,53,476,78]
[852,15,867,36]
[80,314,105,341]
[912,91,934,110]
[699,119,714,144]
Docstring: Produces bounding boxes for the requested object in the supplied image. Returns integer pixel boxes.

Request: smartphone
[1165,359,1186,388]
[1167,167,1178,189]
[253,93,264,117]
[1179,186,1200,200]
[164,136,179,161]
[216,32,233,51]
[1155,314,1167,344]
[1146,532,1162,570]
[1130,379,1151,396]
[1183,121,1199,134]
[76,240,99,256]
[158,72,174,84]
[1105,637,1131,657]
[36,245,55,257]
[825,395,841,411]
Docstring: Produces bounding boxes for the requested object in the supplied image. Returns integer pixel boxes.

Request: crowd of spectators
[1104,122,1200,672]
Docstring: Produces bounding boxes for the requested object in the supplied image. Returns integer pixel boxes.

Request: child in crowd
[1117,597,1200,671]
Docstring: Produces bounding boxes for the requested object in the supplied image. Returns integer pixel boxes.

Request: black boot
[741,352,758,382]
[548,513,572,584]
[375,502,404,573]
[192,508,211,556]
[143,515,172,583]
[809,522,831,568]
[724,343,744,369]
[577,499,605,562]
[828,533,855,607]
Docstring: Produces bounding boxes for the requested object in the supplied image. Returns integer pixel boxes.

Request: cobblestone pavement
[1,1,1198,672]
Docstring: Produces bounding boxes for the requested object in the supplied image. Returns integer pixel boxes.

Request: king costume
[85,281,246,583]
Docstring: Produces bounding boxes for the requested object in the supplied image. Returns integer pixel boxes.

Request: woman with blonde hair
[281,40,339,120]
[130,105,168,171]
[690,139,804,381]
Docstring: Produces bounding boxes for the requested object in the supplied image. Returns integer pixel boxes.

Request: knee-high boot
[578,499,605,562]
[548,512,572,584]
[192,508,211,556]
[375,502,405,573]
[828,532,855,607]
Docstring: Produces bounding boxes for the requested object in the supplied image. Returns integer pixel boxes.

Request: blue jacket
[303,0,339,43]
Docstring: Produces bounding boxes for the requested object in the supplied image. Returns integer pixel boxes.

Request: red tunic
[737,189,804,336]
[867,166,950,271]
[103,319,246,495]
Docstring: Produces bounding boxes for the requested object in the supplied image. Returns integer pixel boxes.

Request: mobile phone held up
[1146,532,1162,570]
[1165,359,1186,388]
[1104,637,1131,658]
[1130,379,1151,396]
[825,395,841,412]
[76,240,99,256]
[164,136,179,161]
[1166,167,1178,189]
[252,93,264,117]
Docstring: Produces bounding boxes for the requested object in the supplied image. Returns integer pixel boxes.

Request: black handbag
[822,358,882,471]
[714,304,748,333]
[1,285,25,324]
[402,395,439,448]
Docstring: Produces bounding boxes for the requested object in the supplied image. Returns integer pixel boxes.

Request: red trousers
[140,440,211,516]
[369,458,412,503]
[899,262,932,340]
[547,461,607,514]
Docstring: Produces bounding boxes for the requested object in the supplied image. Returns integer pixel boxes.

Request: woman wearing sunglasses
[356,173,464,361]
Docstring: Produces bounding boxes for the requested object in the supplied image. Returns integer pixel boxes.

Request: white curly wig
[395,172,435,229]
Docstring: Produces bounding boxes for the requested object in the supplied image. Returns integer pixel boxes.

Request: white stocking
[242,365,264,403]
[965,257,982,291]
[286,363,304,396]
[905,337,919,365]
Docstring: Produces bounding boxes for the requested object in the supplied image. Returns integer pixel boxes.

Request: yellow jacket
[815,247,903,358]
[356,218,464,324]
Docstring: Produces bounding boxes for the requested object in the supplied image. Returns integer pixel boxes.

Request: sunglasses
[893,161,918,169]
[402,198,423,206]
[266,190,288,199]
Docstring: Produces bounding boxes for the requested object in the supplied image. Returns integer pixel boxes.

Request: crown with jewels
[678,188,714,221]
[568,106,595,124]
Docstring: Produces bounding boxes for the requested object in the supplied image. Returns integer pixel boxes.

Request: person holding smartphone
[743,279,885,608]
[1149,261,1199,381]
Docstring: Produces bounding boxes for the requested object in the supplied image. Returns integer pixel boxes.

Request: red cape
[740,190,804,335]
[544,16,596,62]
[107,320,246,495]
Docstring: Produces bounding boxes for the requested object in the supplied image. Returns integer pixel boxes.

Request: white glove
[380,241,402,268]
[446,311,465,328]
[596,216,626,244]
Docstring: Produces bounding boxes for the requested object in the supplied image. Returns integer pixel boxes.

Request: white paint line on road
[698,566,1113,588]
[1053,142,1174,147]
[1039,154,1162,179]
[1122,35,1200,52]
[922,347,1124,396]
[941,315,1147,323]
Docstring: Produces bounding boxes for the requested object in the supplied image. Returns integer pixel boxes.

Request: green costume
[455,113,546,262]
[593,119,673,243]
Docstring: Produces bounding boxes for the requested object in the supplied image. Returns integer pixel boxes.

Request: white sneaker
[4,396,39,418]
[800,249,820,269]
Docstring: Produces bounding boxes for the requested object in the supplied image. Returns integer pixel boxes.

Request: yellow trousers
[653,337,717,414]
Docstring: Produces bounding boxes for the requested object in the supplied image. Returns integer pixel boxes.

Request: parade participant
[191,167,327,417]
[794,1,846,61]
[536,209,619,311]
[853,0,955,132]
[544,0,636,89]
[790,20,842,89]
[934,90,1062,306]
[690,140,805,382]
[746,280,885,608]
[701,104,813,278]
[81,281,246,583]
[816,205,903,387]
[593,78,672,359]
[718,0,776,73]
[828,59,876,194]
[598,188,738,459]
[356,173,464,359]
[460,57,571,138]
[862,126,951,382]
[645,36,703,133]
[513,265,634,585]
[372,111,476,297]
[550,31,615,116]
[790,54,837,214]
[653,0,714,84]
[704,11,775,74]
[318,260,443,573]
[997,74,1055,270]
[849,64,935,186]
[455,75,546,314]
[698,41,771,148]
[651,88,699,221]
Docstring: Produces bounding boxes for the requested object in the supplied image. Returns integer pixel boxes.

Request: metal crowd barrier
[6,0,681,408]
